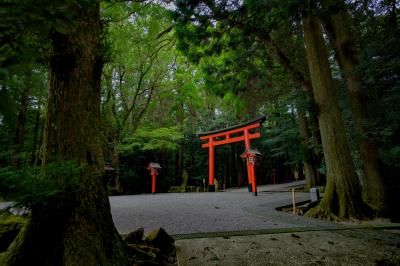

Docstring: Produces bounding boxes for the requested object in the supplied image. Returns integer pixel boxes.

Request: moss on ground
[0,213,25,253]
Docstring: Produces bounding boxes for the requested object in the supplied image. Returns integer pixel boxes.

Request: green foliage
[0,0,397,200]
[261,103,303,168]
[350,1,400,173]
[0,88,16,126]
[0,0,90,72]
[0,161,82,209]
[121,126,183,153]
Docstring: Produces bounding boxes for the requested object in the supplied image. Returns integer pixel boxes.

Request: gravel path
[110,181,333,235]
[175,228,400,266]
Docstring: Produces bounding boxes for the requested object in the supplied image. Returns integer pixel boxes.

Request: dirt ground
[175,228,400,265]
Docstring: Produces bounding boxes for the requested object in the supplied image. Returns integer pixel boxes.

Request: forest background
[0,0,399,219]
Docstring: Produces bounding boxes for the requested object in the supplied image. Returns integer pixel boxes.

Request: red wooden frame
[199,116,265,196]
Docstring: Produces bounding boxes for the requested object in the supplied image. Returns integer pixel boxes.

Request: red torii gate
[198,116,266,196]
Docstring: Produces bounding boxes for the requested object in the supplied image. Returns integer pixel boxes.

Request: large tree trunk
[1,2,131,265]
[320,0,387,213]
[303,1,364,219]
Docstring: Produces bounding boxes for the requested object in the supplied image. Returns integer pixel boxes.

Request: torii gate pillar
[209,138,215,192]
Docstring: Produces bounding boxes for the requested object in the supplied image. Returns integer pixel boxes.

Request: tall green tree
[173,0,323,185]
[319,0,387,213]
[173,0,390,219]
[101,3,176,192]
[1,1,132,265]
[302,0,364,219]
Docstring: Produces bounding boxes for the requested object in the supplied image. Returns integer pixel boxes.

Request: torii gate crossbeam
[198,115,266,196]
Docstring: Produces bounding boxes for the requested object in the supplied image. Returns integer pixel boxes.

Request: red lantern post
[147,162,161,194]
[241,147,262,196]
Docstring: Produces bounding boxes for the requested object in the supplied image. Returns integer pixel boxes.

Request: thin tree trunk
[223,160,228,189]
[177,103,184,179]
[308,103,325,185]
[1,2,131,265]
[297,109,318,189]
[30,109,40,165]
[111,131,123,193]
[177,142,184,180]
[14,75,31,168]
[228,145,234,187]
[260,32,324,187]
[261,34,313,92]
[320,0,387,213]
[175,151,180,184]
[303,1,364,219]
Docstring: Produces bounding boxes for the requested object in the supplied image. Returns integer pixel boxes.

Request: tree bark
[177,102,185,179]
[262,35,313,93]
[303,1,364,219]
[111,131,123,193]
[30,108,41,165]
[1,2,131,265]
[260,31,323,188]
[297,109,319,189]
[236,151,244,187]
[14,75,31,168]
[320,0,387,213]
[223,160,228,189]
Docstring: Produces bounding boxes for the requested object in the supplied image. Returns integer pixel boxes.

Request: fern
[0,161,82,210]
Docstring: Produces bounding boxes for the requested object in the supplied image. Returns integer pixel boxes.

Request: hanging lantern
[241,147,262,165]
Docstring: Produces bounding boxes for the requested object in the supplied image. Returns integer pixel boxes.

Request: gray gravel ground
[175,229,400,266]
[110,184,400,265]
[110,181,333,235]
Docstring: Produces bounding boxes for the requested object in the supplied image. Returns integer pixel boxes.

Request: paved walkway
[110,181,333,235]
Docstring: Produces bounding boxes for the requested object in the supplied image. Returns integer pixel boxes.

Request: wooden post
[152,172,156,194]
[292,188,296,214]
[272,169,276,184]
